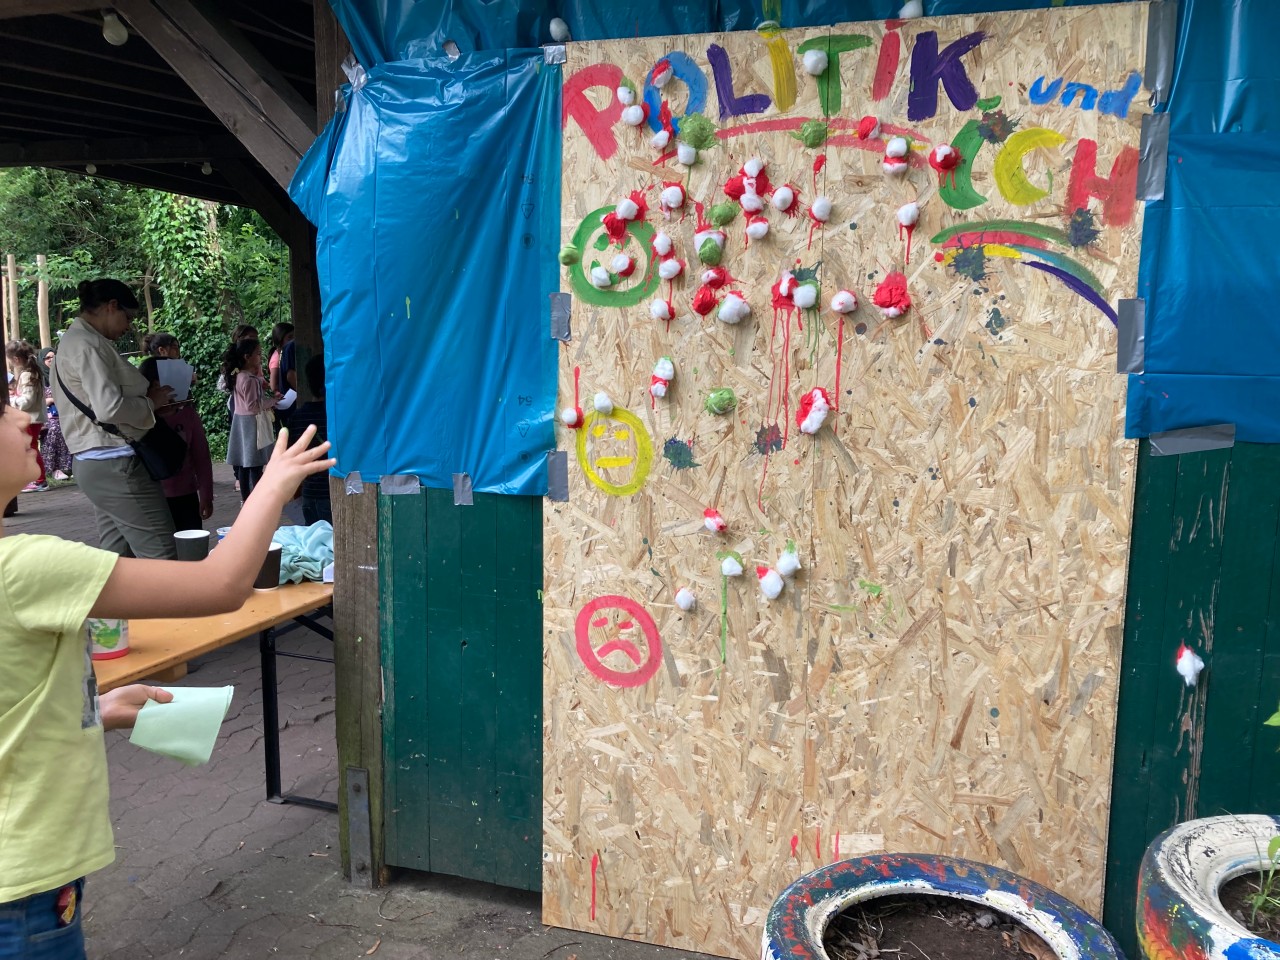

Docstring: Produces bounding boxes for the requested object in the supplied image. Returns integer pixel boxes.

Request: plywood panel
[546,6,1148,957]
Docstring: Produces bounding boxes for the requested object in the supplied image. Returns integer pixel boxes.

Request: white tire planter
[1137,814,1280,960]
[762,853,1123,960]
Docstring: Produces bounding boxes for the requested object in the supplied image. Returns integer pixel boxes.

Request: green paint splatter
[985,308,1008,337]
[708,203,739,227]
[951,246,988,283]
[858,579,883,597]
[678,113,719,151]
[662,437,699,469]
[704,388,737,415]
[792,260,822,283]
[976,95,1003,111]
[698,236,724,265]
[405,296,411,319]
[794,119,829,148]
[558,244,580,265]
[828,604,860,613]
[977,109,1019,144]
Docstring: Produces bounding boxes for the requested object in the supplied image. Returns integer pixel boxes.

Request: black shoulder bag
[56,367,188,481]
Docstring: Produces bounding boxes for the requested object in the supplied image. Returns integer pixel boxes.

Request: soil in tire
[1220,873,1280,942]
[823,894,1056,960]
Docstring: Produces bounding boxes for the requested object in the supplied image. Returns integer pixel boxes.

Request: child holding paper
[0,387,334,958]
[140,339,214,531]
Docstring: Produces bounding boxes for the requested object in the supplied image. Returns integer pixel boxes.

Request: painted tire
[1138,814,1280,960]
[762,853,1123,960]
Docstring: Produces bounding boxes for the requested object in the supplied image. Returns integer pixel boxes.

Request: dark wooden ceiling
[0,1,321,208]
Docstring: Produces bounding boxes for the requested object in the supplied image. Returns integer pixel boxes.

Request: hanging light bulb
[85,163,97,175]
[101,10,129,46]
[200,161,213,175]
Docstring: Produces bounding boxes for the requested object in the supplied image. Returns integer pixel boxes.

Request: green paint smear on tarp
[679,113,719,151]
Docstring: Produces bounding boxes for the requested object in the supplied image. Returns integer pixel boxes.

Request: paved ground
[9,467,721,960]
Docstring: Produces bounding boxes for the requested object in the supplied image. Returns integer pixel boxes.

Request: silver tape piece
[344,471,364,495]
[1138,113,1170,201]
[543,44,567,64]
[546,450,569,502]
[550,292,572,341]
[381,474,420,496]
[1150,423,1235,457]
[1144,0,1178,107]
[1117,299,1146,374]
[453,472,474,506]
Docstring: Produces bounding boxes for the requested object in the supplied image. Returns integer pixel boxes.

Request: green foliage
[1248,836,1280,925]
[0,169,291,459]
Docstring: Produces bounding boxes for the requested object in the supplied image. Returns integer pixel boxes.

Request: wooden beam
[0,76,226,126]
[0,1,96,17]
[313,0,350,131]
[0,133,245,167]
[43,162,246,205]
[113,0,316,189]
[217,157,306,247]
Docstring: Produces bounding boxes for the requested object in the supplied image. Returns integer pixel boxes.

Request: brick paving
[11,466,722,960]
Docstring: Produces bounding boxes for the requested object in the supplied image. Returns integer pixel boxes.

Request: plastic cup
[216,526,232,543]
[253,543,283,590]
[174,529,210,561]
[87,618,130,661]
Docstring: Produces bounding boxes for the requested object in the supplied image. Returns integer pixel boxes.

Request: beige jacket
[52,319,156,455]
[10,371,46,425]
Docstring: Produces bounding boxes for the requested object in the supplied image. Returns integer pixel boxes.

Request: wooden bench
[95,580,336,810]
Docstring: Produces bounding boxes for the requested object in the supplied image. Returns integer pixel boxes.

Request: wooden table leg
[150,663,188,683]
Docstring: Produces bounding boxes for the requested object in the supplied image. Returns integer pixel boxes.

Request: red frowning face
[574,595,662,688]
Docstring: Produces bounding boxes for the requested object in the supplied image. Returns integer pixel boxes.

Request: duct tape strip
[543,44,567,64]
[546,451,569,501]
[381,474,420,495]
[453,472,474,506]
[1150,423,1235,457]
[550,292,572,341]
[344,471,364,495]
[1144,0,1177,107]
[1137,113,1170,201]
[1117,298,1146,374]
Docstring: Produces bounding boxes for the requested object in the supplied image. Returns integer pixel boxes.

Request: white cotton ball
[758,567,784,600]
[653,231,673,256]
[616,85,635,106]
[746,217,769,241]
[610,253,633,273]
[883,159,909,177]
[800,390,830,435]
[653,64,672,89]
[589,265,613,288]
[650,299,672,321]
[811,196,833,222]
[651,129,671,150]
[721,556,744,577]
[881,304,905,319]
[675,587,696,611]
[899,0,924,18]
[593,392,614,414]
[549,17,570,41]
[1177,645,1205,686]
[704,515,725,533]
[677,142,698,165]
[621,104,646,126]
[718,293,751,324]
[694,229,725,252]
[653,357,675,381]
[897,202,920,227]
[658,258,683,280]
[650,380,667,399]
[934,143,955,163]
[802,49,828,76]
[772,185,795,211]
[778,272,796,297]
[776,548,801,577]
[831,290,858,313]
[885,136,909,159]
[560,407,581,426]
[702,268,726,286]
[743,157,764,178]
[793,283,818,310]
[660,185,685,210]
[740,191,764,213]
[616,197,639,221]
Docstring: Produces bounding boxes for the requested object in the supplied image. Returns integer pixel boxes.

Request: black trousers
[167,492,203,532]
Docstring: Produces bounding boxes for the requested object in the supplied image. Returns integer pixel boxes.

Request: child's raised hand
[261,425,335,495]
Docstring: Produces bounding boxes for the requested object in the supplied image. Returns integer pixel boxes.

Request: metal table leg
[260,621,338,812]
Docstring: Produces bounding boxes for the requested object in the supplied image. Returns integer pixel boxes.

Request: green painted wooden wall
[380,488,543,891]
[1105,440,1280,955]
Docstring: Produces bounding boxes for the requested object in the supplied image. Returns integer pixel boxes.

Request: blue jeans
[0,881,85,960]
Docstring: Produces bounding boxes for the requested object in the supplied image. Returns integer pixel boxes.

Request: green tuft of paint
[678,112,719,151]
[704,388,737,415]
[698,236,724,265]
[858,579,883,597]
[707,203,739,228]
[558,244,580,266]
[975,95,1003,111]
[794,119,829,148]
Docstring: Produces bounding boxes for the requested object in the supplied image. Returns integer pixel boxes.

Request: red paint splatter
[691,285,719,316]
[790,835,799,858]
[590,852,599,920]
[929,144,963,189]
[815,828,821,860]
[899,220,915,262]
[833,830,840,863]
[812,153,826,194]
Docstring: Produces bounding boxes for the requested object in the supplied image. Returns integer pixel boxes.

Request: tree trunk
[5,255,18,342]
[143,262,155,331]
[36,254,50,349]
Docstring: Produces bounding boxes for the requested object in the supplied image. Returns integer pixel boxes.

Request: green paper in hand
[129,686,235,766]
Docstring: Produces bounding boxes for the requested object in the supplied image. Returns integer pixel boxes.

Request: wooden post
[36,254,50,349]
[1,273,9,343]
[142,263,155,331]
[5,255,17,343]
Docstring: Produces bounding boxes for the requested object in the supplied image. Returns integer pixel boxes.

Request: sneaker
[52,470,70,481]
[22,482,49,493]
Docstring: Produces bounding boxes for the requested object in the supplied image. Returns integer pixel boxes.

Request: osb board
[546,5,1148,958]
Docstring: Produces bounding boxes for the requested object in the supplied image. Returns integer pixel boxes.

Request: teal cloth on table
[272,521,334,585]
[128,686,235,766]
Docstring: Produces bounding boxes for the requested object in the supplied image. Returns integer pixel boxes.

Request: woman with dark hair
[38,346,73,482]
[222,337,276,501]
[50,279,177,559]
[140,335,213,531]
[6,340,47,492]
[268,322,293,396]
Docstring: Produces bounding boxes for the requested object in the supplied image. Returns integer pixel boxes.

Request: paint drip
[896,202,920,262]
[929,143,963,189]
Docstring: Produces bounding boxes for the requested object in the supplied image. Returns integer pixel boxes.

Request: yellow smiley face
[575,407,653,497]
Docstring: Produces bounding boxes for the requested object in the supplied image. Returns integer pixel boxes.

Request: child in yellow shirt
[0,383,334,959]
